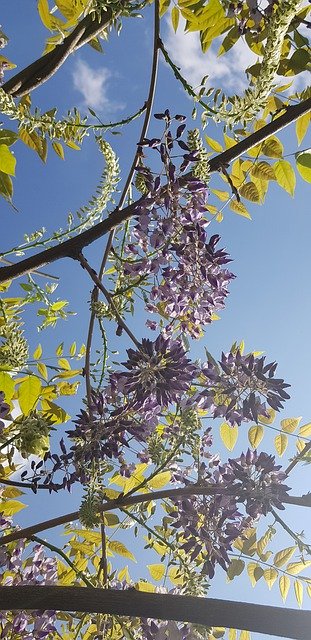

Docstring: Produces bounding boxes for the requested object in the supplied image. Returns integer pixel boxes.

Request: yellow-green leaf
[56,342,63,356]
[0,499,26,516]
[0,144,16,176]
[18,376,42,414]
[37,362,48,380]
[227,558,245,580]
[52,141,65,160]
[69,342,76,356]
[263,567,278,590]
[299,422,311,437]
[135,580,155,592]
[296,151,311,183]
[274,433,288,456]
[239,182,260,203]
[220,422,238,450]
[294,579,303,607]
[274,159,296,196]
[38,0,52,29]
[228,630,237,640]
[33,344,42,360]
[0,372,15,402]
[230,199,251,219]
[259,408,276,425]
[168,566,183,585]
[205,135,223,153]
[41,399,70,424]
[248,424,264,449]
[148,563,166,581]
[109,540,136,562]
[287,561,311,575]
[273,546,296,568]
[171,6,179,31]
[148,470,171,489]
[159,0,170,16]
[247,562,263,587]
[58,358,71,370]
[262,136,283,158]
[239,632,251,640]
[0,56,16,71]
[250,161,276,181]
[279,574,291,602]
[211,188,229,201]
[281,417,301,433]
[296,112,310,146]
[223,133,236,149]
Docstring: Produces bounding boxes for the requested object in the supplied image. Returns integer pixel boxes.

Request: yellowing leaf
[294,579,303,607]
[262,136,283,158]
[248,424,264,449]
[58,381,79,396]
[263,567,278,590]
[205,135,223,152]
[2,486,24,498]
[168,566,183,585]
[230,199,251,219]
[33,344,42,360]
[135,581,155,592]
[211,189,229,201]
[259,408,276,425]
[69,342,76,356]
[159,0,170,17]
[52,141,65,160]
[287,561,311,576]
[250,161,276,182]
[281,417,301,433]
[37,362,48,380]
[56,342,64,356]
[239,632,251,640]
[227,558,245,580]
[247,562,263,587]
[220,422,238,450]
[171,6,179,31]
[0,499,26,516]
[109,540,136,562]
[223,133,236,149]
[296,112,310,146]
[18,375,42,414]
[274,433,288,456]
[41,399,70,424]
[0,56,16,71]
[148,563,166,581]
[274,546,296,568]
[274,159,296,196]
[0,372,15,402]
[38,0,52,29]
[299,422,311,437]
[296,151,311,183]
[279,574,290,602]
[239,182,260,203]
[228,630,237,640]
[0,144,16,176]
[148,471,171,489]
[58,358,71,371]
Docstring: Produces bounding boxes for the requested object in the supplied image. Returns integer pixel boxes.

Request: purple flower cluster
[112,335,197,408]
[120,114,234,337]
[0,500,57,639]
[195,349,290,424]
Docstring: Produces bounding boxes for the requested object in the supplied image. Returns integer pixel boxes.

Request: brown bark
[0,586,310,639]
[0,97,310,284]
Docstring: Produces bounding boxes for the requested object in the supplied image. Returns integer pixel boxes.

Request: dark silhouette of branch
[0,96,310,285]
[2,6,124,97]
[0,586,310,639]
[1,484,310,546]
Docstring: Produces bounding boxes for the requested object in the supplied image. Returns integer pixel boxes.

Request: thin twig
[285,440,311,475]
[271,508,311,556]
[30,535,95,588]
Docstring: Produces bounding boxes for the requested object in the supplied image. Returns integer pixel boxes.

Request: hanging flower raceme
[111,335,197,409]
[195,349,290,425]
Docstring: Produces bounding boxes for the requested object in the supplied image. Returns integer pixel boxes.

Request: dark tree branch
[0,97,310,284]
[0,586,310,639]
[1,484,310,546]
[2,6,123,97]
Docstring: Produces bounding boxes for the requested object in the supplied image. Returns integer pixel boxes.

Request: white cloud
[72,59,124,112]
[163,19,257,92]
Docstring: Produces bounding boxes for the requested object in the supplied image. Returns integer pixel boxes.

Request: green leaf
[274,433,288,456]
[250,161,276,182]
[281,416,301,433]
[294,579,303,607]
[263,567,278,590]
[18,375,42,414]
[0,144,16,176]
[0,499,26,516]
[296,112,310,146]
[248,424,264,449]
[0,371,15,401]
[148,471,171,489]
[274,159,296,196]
[33,344,42,360]
[171,6,179,32]
[239,182,260,203]
[279,574,291,602]
[230,199,251,219]
[273,546,296,568]
[52,141,65,160]
[109,540,136,562]
[220,422,238,450]
[295,151,311,183]
[148,564,166,581]
[0,129,19,146]
[0,170,13,201]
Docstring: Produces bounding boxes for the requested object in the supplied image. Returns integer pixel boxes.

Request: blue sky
[1,2,311,638]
